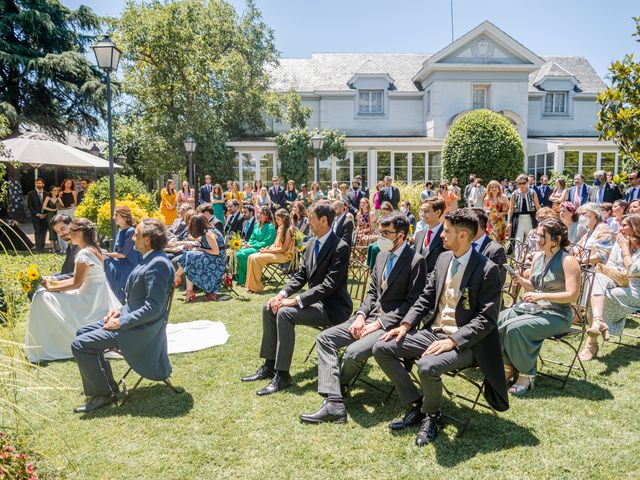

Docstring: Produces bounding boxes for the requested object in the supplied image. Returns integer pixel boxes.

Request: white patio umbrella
[0,136,123,178]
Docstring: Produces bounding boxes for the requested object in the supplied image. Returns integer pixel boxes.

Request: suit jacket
[118,250,174,381]
[625,185,640,202]
[199,184,213,205]
[333,214,354,248]
[224,211,244,236]
[358,246,426,329]
[284,232,352,323]
[26,189,50,219]
[269,185,285,208]
[347,189,365,215]
[241,217,256,240]
[567,184,590,206]
[589,183,622,204]
[478,235,507,286]
[211,216,223,234]
[413,225,445,274]
[77,189,87,204]
[378,186,400,209]
[534,185,553,207]
[401,249,508,412]
[60,243,79,275]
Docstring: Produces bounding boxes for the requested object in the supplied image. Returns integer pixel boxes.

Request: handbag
[595,263,629,288]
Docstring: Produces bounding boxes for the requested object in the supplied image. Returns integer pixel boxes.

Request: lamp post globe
[183,135,197,201]
[92,34,122,250]
[310,133,324,184]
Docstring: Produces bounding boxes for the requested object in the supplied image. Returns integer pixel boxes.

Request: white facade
[229,21,617,188]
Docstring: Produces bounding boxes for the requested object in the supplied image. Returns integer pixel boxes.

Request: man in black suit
[535,175,553,208]
[199,175,213,206]
[77,178,90,204]
[26,178,50,252]
[268,175,285,212]
[373,209,508,446]
[241,201,352,396]
[224,200,244,237]
[332,200,354,248]
[471,208,507,286]
[625,170,640,202]
[300,212,427,424]
[590,170,622,204]
[241,205,256,240]
[413,197,446,274]
[353,175,369,200]
[50,214,78,279]
[196,203,223,233]
[378,176,400,209]
[347,179,365,215]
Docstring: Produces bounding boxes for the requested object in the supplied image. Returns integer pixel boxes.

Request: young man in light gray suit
[300,212,426,424]
[71,219,174,413]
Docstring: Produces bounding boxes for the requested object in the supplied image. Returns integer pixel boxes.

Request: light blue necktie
[598,187,604,204]
[385,252,396,280]
[451,258,461,277]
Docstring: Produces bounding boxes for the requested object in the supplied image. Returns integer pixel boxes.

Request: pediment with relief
[437,35,528,65]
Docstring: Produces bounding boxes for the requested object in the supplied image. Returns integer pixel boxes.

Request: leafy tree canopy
[113,0,279,184]
[441,109,525,187]
[0,0,105,137]
[597,17,640,170]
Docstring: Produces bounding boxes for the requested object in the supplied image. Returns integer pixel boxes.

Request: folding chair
[263,249,301,290]
[110,285,184,404]
[537,265,595,388]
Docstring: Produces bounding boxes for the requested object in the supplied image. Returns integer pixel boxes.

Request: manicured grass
[7,255,640,479]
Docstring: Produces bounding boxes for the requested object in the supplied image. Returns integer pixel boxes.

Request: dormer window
[472,85,489,109]
[544,91,567,114]
[359,90,384,114]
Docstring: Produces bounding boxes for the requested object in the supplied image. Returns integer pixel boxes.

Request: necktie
[424,229,432,248]
[38,191,42,204]
[472,241,479,252]
[598,187,604,204]
[385,252,396,280]
[633,188,638,201]
[573,187,580,207]
[314,239,321,257]
[451,258,461,277]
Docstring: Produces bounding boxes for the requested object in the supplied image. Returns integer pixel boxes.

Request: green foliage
[0,114,11,202]
[548,169,574,189]
[74,174,155,225]
[442,109,525,188]
[395,182,423,217]
[0,0,104,137]
[113,0,278,184]
[276,128,347,185]
[267,88,312,130]
[597,17,640,170]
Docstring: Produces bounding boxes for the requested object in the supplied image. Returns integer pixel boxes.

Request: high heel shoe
[586,319,610,341]
[205,293,217,302]
[184,290,196,303]
[509,375,535,396]
[175,277,182,288]
[578,337,599,362]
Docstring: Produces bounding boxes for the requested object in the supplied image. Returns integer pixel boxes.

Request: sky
[62,0,640,81]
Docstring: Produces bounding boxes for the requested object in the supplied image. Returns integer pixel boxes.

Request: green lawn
[7,255,640,479]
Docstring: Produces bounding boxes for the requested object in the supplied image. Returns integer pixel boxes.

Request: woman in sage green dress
[498,218,581,395]
[235,206,276,286]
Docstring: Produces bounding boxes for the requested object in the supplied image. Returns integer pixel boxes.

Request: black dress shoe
[241,364,275,382]
[389,403,425,430]
[415,413,441,446]
[340,384,350,398]
[256,374,292,396]
[73,394,117,414]
[300,400,347,424]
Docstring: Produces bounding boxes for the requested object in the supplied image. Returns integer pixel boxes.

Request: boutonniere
[461,287,471,310]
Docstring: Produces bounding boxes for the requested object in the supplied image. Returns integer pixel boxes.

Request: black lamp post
[183,134,197,202]
[92,34,122,250]
[310,132,324,184]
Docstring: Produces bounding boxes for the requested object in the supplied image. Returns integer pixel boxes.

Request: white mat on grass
[106,320,229,359]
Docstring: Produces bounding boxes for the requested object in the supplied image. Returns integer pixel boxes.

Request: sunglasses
[517,182,526,185]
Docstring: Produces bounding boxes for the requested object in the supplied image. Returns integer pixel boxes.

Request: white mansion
[227,21,617,188]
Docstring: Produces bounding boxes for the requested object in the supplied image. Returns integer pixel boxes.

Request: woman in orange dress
[484,180,510,244]
[160,179,178,225]
[438,180,459,212]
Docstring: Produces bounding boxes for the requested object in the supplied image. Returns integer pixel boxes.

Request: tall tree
[597,17,640,170]
[114,0,279,183]
[0,0,105,137]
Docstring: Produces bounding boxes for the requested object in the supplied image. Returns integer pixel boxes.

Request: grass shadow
[520,375,613,401]
[591,340,639,377]
[79,384,194,419]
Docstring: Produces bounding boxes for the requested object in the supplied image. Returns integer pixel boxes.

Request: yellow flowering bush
[96,196,165,237]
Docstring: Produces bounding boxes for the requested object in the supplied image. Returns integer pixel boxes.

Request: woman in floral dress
[484,180,510,244]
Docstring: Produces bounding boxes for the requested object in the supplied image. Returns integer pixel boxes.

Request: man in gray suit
[71,219,174,413]
[241,201,352,396]
[300,212,426,424]
[373,209,508,446]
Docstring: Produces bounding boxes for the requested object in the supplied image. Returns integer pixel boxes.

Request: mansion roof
[268,53,606,96]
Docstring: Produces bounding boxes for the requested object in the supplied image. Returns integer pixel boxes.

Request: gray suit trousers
[260,302,333,372]
[372,329,474,414]
[316,317,385,398]
[71,321,119,397]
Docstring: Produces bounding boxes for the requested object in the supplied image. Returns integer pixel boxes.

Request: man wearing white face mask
[399,200,416,231]
[300,211,426,424]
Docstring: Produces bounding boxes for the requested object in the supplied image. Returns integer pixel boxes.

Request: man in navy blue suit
[199,175,213,205]
[535,175,553,208]
[71,219,174,413]
[268,176,285,212]
[568,174,590,207]
[625,171,640,202]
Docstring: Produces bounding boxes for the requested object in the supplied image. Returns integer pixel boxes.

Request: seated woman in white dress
[25,218,120,363]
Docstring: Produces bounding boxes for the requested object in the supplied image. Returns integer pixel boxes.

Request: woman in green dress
[235,206,277,286]
[498,218,581,395]
[210,184,225,221]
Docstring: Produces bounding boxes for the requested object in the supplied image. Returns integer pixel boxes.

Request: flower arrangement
[16,264,41,299]
[292,229,306,253]
[0,433,39,479]
[228,232,243,251]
